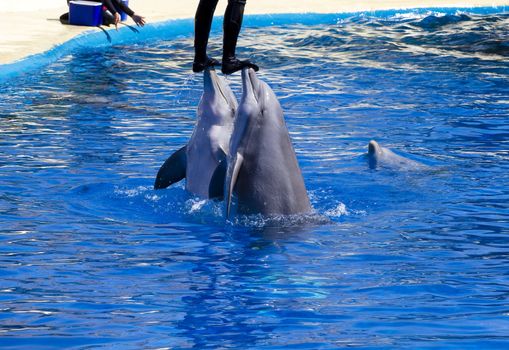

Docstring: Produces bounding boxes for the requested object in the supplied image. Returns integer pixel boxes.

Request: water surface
[1,10,509,349]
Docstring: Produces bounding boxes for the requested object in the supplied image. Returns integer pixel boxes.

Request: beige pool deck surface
[1,0,508,66]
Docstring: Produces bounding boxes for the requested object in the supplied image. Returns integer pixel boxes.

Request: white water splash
[325,202,350,218]
[186,198,208,213]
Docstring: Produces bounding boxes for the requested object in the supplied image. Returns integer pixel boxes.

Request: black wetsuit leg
[193,0,221,72]
[221,0,259,74]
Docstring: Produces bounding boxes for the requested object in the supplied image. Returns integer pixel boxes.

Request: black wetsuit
[194,0,258,74]
[60,0,134,25]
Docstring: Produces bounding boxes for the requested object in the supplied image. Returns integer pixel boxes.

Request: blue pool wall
[0,6,507,82]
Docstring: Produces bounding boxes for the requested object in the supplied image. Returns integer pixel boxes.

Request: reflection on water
[1,10,509,349]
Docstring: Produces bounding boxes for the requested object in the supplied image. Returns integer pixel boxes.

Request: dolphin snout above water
[224,68,312,216]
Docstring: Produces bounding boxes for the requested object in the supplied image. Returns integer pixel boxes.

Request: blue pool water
[1,9,509,349]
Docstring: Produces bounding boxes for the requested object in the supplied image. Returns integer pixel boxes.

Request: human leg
[193,0,221,72]
[221,0,259,74]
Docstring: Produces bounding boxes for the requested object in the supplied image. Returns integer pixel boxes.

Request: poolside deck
[1,0,508,66]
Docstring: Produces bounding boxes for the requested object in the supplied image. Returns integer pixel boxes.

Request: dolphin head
[230,68,285,154]
[240,68,277,108]
[201,68,237,119]
[239,68,284,124]
[367,140,428,171]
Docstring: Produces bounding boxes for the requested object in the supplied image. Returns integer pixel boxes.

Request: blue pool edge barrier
[0,6,507,82]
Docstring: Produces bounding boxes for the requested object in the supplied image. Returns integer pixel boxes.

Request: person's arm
[102,0,117,14]
[111,0,134,17]
[111,0,146,26]
[102,0,121,29]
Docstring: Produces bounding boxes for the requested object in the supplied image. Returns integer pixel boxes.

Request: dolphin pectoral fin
[209,149,227,200]
[226,152,244,217]
[154,146,187,190]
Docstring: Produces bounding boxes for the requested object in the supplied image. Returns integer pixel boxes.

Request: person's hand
[114,12,120,30]
[132,14,146,27]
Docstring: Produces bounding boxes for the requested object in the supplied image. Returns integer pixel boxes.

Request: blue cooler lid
[69,1,102,8]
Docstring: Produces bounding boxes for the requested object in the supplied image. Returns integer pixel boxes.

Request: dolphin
[154,69,237,198]
[367,140,427,170]
[223,68,312,216]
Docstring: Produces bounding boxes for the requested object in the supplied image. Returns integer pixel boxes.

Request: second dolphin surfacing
[154,69,237,198]
[224,68,312,216]
[367,140,427,170]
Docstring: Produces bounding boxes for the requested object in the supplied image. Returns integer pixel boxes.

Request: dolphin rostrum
[224,68,312,216]
[154,69,237,198]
